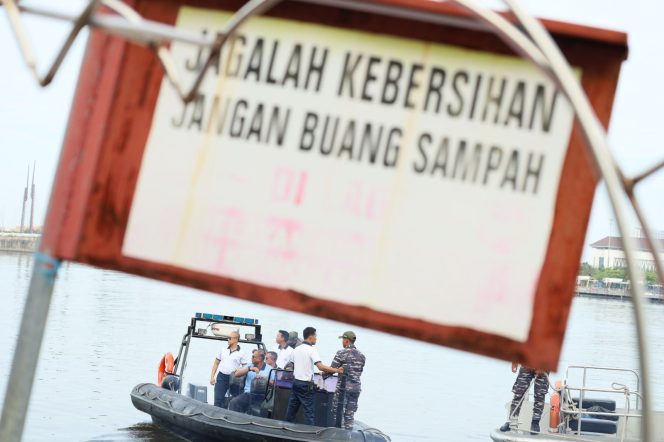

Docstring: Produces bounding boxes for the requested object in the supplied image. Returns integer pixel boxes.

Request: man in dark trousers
[330,331,366,430]
[285,327,343,425]
[499,361,549,434]
[209,331,247,407]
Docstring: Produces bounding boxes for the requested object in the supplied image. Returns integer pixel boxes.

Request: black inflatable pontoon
[132,383,389,441]
[131,313,390,442]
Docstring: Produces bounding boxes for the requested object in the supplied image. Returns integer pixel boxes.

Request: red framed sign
[43,0,627,369]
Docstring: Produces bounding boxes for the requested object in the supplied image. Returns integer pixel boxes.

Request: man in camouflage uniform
[499,362,549,435]
[329,331,366,430]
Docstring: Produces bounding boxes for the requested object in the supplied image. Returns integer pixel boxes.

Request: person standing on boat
[330,331,365,430]
[209,331,248,408]
[285,327,343,426]
[499,362,549,435]
[288,330,303,348]
[273,330,294,369]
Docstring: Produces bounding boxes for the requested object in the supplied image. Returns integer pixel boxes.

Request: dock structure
[576,287,664,304]
[0,233,40,253]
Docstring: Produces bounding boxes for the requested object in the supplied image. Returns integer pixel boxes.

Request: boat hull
[490,402,664,442]
[131,383,390,442]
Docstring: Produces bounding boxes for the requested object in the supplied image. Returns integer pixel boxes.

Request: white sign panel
[124,7,576,342]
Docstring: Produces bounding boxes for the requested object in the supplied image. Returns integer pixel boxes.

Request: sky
[1,0,663,260]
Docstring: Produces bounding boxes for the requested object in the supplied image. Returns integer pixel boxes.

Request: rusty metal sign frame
[3,0,660,440]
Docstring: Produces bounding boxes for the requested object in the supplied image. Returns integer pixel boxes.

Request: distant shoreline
[0,232,40,253]
[576,288,663,304]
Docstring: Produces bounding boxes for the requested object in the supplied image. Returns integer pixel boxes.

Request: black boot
[499,422,511,432]
[530,420,540,435]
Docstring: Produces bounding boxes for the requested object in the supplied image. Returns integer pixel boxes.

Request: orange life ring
[158,352,175,385]
[549,380,561,430]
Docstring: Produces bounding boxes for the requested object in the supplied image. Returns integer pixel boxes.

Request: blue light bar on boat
[195,312,259,325]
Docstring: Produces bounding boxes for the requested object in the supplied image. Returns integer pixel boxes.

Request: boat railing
[265,368,341,393]
[561,366,642,440]
[562,386,642,417]
[563,385,643,408]
[564,365,640,407]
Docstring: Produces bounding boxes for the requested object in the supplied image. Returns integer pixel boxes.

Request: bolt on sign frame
[41,0,627,371]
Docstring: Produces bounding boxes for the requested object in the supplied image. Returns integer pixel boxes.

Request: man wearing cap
[285,327,343,426]
[330,331,366,430]
[287,330,303,348]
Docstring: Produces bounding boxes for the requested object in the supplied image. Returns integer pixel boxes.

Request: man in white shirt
[209,331,248,407]
[273,330,294,369]
[285,327,343,425]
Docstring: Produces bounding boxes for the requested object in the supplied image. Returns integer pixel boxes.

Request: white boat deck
[490,400,664,442]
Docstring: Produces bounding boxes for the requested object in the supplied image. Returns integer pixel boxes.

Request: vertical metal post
[29,161,36,234]
[579,368,587,434]
[20,166,29,233]
[177,330,194,395]
[0,252,61,442]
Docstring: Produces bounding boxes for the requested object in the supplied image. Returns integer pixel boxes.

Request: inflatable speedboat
[131,313,391,441]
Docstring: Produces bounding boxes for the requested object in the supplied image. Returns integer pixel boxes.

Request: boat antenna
[29,161,36,233]
[19,165,29,233]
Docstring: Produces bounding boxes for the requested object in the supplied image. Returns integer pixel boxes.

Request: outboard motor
[161,375,180,391]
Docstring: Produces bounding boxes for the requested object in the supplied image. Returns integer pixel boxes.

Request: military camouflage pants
[332,391,360,430]
[510,367,548,422]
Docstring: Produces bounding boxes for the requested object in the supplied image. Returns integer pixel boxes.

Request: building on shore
[588,236,664,272]
[0,232,40,253]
